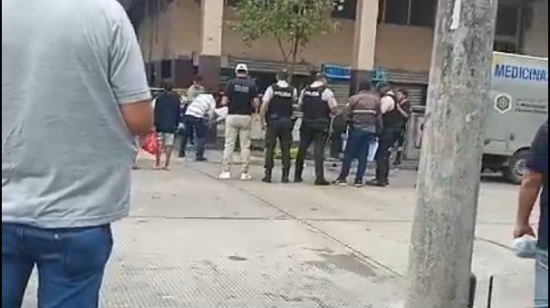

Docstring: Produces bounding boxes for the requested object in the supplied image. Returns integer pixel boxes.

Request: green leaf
[228,0,339,73]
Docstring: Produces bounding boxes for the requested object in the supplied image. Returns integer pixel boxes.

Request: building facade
[128,0,547,105]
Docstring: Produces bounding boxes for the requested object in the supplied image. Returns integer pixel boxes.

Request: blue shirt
[527,120,548,250]
[2,0,151,228]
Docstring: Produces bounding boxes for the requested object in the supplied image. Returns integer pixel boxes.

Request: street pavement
[22,152,538,308]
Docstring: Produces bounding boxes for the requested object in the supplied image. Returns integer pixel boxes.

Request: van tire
[504,149,529,185]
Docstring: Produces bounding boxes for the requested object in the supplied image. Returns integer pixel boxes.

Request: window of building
[494,40,518,53]
[161,60,172,79]
[409,0,437,27]
[331,0,357,20]
[495,4,519,36]
[377,0,385,23]
[383,0,409,25]
[379,0,437,28]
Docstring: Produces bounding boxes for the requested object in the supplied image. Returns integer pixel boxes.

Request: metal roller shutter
[405,86,426,107]
[329,82,351,107]
[386,70,429,84]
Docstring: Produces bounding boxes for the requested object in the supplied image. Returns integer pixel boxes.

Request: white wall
[522,0,548,57]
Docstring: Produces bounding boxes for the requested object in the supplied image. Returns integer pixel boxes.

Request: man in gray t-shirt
[2,0,153,307]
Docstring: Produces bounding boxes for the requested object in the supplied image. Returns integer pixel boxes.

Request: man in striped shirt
[179,93,216,160]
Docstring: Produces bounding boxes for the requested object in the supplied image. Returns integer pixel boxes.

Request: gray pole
[404,0,498,307]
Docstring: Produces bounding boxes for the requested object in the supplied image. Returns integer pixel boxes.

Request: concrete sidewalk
[21,152,537,308]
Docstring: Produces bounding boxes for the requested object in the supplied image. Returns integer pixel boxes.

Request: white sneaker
[218,172,231,180]
[240,173,252,181]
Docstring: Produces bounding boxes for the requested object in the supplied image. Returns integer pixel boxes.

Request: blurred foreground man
[514,120,548,308]
[2,1,153,308]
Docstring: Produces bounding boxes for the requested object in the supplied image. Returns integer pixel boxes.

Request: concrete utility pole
[404,0,498,307]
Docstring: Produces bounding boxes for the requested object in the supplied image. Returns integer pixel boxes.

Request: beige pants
[222,114,252,173]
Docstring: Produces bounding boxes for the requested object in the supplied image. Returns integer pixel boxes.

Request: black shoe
[314,178,330,186]
[178,152,186,158]
[365,179,388,187]
[394,152,403,166]
[281,169,290,184]
[262,170,272,183]
[195,157,207,162]
[332,178,347,186]
[354,180,364,188]
[294,176,303,183]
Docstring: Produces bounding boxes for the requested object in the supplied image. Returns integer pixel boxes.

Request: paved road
[22,153,538,308]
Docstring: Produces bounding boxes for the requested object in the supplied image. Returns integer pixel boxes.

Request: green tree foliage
[229,0,339,77]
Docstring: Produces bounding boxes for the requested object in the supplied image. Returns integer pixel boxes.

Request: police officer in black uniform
[294,73,338,185]
[367,84,400,187]
[260,70,297,183]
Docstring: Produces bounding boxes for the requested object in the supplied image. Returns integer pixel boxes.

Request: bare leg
[163,146,173,170]
[163,134,176,170]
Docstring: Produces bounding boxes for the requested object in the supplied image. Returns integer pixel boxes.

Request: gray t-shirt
[2,0,151,228]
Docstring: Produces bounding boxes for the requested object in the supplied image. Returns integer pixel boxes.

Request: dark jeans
[329,130,344,159]
[264,118,293,171]
[375,128,397,183]
[180,115,208,158]
[295,120,329,180]
[2,223,113,308]
[339,128,376,183]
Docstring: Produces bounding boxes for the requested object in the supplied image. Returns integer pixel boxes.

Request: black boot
[314,178,330,186]
[294,166,303,183]
[393,151,403,166]
[281,168,290,183]
[365,179,388,187]
[262,169,272,183]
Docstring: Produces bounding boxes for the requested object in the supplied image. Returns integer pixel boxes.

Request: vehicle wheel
[504,149,529,185]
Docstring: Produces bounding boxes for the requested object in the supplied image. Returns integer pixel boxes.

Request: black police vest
[266,84,294,121]
[227,77,255,115]
[301,86,330,121]
[382,94,401,129]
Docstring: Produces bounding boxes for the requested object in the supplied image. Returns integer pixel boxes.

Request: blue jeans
[180,115,208,158]
[338,128,376,183]
[2,223,113,308]
[535,249,548,308]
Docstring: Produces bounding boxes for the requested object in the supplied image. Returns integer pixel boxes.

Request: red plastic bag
[141,132,158,155]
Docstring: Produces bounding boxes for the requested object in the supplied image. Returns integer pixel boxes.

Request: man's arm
[221,81,233,107]
[343,97,355,121]
[515,121,548,237]
[292,88,299,103]
[259,86,273,125]
[322,88,339,116]
[250,83,260,111]
[109,8,153,136]
[396,102,410,118]
[297,89,305,110]
[380,95,395,114]
[206,95,217,120]
[375,100,384,133]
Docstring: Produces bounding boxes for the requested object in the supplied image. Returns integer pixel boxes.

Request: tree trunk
[288,36,300,83]
[404,0,498,307]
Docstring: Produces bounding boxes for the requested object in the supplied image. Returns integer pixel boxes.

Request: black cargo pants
[295,119,329,180]
[264,118,294,172]
[375,127,397,184]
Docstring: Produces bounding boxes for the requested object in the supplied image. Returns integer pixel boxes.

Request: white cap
[235,63,248,73]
